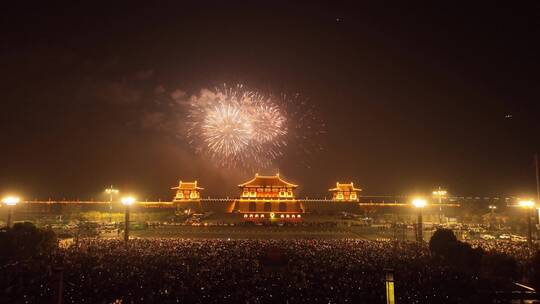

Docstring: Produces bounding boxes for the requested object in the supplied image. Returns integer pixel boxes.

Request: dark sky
[1,2,539,200]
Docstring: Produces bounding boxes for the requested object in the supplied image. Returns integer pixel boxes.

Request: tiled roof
[329,182,362,192]
[171,181,204,190]
[239,173,298,188]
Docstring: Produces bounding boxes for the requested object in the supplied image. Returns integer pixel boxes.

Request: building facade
[328,182,361,202]
[172,181,204,212]
[236,173,304,219]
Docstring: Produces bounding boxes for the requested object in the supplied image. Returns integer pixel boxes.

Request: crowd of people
[3,238,530,303]
[468,239,537,261]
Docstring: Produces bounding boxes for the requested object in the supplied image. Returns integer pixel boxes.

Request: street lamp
[488,205,497,229]
[121,196,135,247]
[105,186,119,223]
[432,188,447,224]
[519,200,536,248]
[2,196,20,228]
[412,198,427,243]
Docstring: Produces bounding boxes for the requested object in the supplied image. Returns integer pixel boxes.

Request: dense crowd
[3,238,524,303]
[468,239,537,261]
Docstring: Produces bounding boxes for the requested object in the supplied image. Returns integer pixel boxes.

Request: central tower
[237,173,303,219]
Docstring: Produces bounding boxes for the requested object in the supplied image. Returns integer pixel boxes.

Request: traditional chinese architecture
[329,182,361,201]
[236,173,304,219]
[172,181,204,212]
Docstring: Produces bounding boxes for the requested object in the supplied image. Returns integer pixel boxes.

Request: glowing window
[279,192,286,197]
[249,214,253,218]
[255,214,259,218]
[287,192,293,197]
[244,214,248,218]
[190,192,198,199]
[261,214,265,218]
[280,214,284,218]
[336,193,344,200]
[350,193,357,199]
[292,214,296,218]
[177,193,184,199]
[286,214,290,218]
[250,192,257,197]
[242,191,249,197]
[297,214,301,218]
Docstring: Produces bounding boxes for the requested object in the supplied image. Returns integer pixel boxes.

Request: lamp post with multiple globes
[105,186,119,223]
[432,188,447,224]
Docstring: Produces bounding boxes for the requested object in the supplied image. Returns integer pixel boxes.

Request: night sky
[1,2,539,200]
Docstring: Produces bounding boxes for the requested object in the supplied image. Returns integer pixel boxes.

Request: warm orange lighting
[105,188,119,194]
[121,196,135,206]
[244,214,248,218]
[2,196,20,206]
[432,190,447,197]
[519,200,535,208]
[412,198,427,208]
[297,214,301,218]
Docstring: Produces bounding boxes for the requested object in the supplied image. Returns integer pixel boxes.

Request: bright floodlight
[121,196,135,206]
[2,196,20,206]
[412,198,427,208]
[519,200,535,208]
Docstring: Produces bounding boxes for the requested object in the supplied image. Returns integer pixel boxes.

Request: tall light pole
[105,186,119,223]
[121,196,135,247]
[432,188,447,224]
[2,196,20,228]
[488,205,497,230]
[519,200,535,248]
[412,198,427,243]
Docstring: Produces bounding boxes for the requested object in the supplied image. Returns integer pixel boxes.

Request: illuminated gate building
[172,181,204,212]
[328,182,361,202]
[236,173,303,220]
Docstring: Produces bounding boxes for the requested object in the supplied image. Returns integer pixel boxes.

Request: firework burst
[186,84,323,169]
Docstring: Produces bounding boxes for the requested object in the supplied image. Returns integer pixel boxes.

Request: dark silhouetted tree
[0,222,57,264]
[429,228,483,272]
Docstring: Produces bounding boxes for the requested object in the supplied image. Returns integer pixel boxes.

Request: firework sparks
[185,84,323,169]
